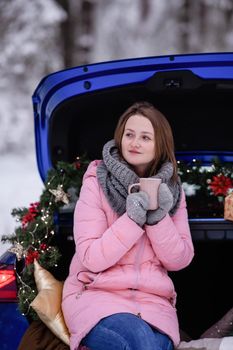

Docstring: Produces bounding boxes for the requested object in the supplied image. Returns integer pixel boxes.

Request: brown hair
[114,101,178,181]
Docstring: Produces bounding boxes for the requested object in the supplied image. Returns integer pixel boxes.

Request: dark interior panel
[49,82,233,165]
[170,240,232,339]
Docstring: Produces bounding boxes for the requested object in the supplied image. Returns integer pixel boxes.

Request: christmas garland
[1,156,233,319]
[1,156,90,319]
[177,157,233,218]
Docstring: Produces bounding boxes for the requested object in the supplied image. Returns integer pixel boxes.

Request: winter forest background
[1,0,233,255]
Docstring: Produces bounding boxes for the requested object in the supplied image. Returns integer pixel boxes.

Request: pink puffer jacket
[62,160,194,350]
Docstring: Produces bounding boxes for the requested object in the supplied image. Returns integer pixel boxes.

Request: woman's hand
[126,191,149,226]
[146,183,173,225]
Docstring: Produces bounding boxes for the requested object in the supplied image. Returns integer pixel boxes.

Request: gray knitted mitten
[126,191,149,226]
[146,183,173,225]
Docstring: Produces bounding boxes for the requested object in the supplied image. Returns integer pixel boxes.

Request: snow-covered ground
[0,153,43,256]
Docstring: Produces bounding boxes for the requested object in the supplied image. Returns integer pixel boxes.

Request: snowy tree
[177,0,233,53]
[90,0,233,63]
[55,0,96,67]
[90,0,183,62]
[0,0,66,154]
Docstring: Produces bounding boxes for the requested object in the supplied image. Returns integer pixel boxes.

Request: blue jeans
[81,312,174,350]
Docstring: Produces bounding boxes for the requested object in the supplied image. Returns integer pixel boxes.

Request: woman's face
[121,114,155,176]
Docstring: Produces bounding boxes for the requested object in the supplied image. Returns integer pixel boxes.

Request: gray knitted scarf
[96,139,182,216]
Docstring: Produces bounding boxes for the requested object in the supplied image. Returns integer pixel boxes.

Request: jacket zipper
[130,234,146,317]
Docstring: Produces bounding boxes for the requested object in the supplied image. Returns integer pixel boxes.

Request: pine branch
[1,156,90,319]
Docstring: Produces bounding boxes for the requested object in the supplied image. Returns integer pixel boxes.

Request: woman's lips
[129,150,141,154]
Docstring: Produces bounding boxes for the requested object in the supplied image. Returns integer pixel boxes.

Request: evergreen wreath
[1,156,90,319]
[1,156,233,319]
[177,157,233,218]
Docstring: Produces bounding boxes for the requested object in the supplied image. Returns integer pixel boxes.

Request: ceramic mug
[128,178,162,210]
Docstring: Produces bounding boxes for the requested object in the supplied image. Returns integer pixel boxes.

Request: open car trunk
[33,52,233,339]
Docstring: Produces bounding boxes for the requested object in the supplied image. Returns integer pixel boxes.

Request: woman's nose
[131,137,140,148]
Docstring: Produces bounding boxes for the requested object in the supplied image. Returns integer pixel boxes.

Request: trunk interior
[49,73,233,339]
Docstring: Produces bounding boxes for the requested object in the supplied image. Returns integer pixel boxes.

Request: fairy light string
[1,157,90,319]
[178,157,233,218]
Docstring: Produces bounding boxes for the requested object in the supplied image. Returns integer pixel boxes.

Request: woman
[62,101,194,350]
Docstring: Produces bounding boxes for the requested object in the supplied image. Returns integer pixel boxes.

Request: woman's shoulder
[83,159,102,181]
[75,160,102,208]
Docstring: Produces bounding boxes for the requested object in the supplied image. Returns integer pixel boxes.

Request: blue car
[1,52,233,347]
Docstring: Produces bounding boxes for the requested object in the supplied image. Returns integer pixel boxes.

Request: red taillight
[0,251,18,302]
[0,269,17,302]
[0,270,15,288]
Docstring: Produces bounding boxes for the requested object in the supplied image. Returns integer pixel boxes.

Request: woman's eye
[125,133,133,138]
[142,135,150,141]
